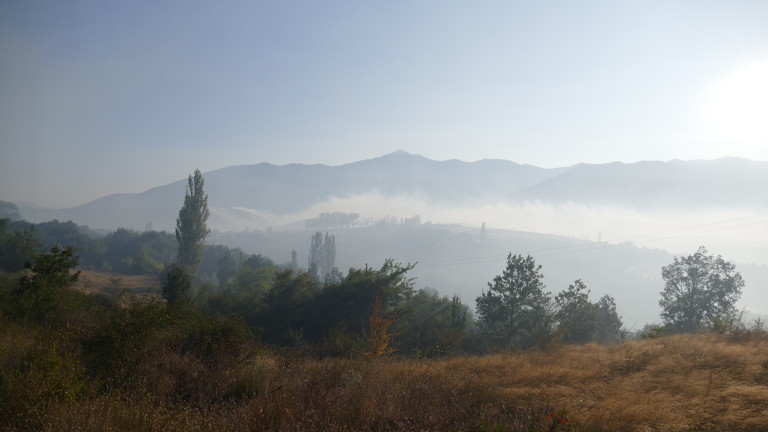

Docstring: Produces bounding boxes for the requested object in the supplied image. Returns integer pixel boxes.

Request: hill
[18,152,768,233]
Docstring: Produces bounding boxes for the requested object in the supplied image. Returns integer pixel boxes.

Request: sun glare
[698,60,768,159]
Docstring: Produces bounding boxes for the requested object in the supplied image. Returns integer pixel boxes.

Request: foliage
[162,264,192,306]
[593,294,623,343]
[308,260,415,342]
[395,288,472,356]
[33,220,105,268]
[260,269,319,343]
[308,231,336,282]
[554,280,623,344]
[659,246,744,333]
[175,169,210,273]
[368,294,397,357]
[215,249,237,288]
[0,200,21,220]
[0,218,38,272]
[14,245,81,324]
[102,228,175,274]
[476,253,551,348]
[232,254,275,293]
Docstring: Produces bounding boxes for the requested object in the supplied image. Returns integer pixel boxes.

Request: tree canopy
[476,253,551,348]
[175,169,210,273]
[659,246,744,332]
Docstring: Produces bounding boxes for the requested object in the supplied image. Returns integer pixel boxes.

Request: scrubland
[2,322,766,431]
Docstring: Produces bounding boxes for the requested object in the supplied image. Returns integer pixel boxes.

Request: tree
[395,288,472,356]
[554,279,595,344]
[15,245,80,322]
[308,231,323,279]
[302,260,415,343]
[175,169,210,273]
[476,253,551,348]
[659,246,744,332]
[0,219,38,272]
[554,279,623,344]
[322,232,336,279]
[308,231,336,282]
[593,294,623,343]
[216,250,237,289]
[162,263,192,306]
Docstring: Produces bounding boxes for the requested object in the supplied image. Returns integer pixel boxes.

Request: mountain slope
[513,157,768,208]
[17,152,768,231]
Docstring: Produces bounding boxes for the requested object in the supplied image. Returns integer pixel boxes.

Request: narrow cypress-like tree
[308,231,323,280]
[175,169,210,273]
[322,232,336,279]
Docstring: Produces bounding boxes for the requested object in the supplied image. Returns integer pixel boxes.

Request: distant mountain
[18,152,768,231]
[513,157,768,208]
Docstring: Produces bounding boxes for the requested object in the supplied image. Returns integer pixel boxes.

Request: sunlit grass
[4,330,767,431]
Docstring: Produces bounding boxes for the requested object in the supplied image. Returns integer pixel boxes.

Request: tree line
[0,169,748,356]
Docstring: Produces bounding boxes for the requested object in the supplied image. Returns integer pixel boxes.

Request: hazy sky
[1,1,767,208]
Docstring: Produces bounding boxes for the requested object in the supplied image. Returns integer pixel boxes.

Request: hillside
[6,331,768,431]
[210,223,768,328]
[17,152,768,233]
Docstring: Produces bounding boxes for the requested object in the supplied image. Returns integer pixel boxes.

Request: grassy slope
[21,333,768,432]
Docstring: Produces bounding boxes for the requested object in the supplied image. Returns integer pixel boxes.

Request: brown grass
[76,271,160,296]
[10,332,765,432]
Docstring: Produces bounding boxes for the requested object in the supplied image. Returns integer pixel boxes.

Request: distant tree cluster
[305,212,359,229]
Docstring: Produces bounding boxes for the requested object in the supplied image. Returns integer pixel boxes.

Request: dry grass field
[22,332,767,432]
[75,270,160,296]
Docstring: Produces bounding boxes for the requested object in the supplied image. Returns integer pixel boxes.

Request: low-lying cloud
[211,192,768,266]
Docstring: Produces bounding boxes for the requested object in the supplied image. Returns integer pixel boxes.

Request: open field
[5,331,766,432]
[75,270,160,296]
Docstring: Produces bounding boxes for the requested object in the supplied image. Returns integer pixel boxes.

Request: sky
[1,1,768,209]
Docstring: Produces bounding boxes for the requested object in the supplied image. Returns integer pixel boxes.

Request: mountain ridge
[16,151,768,232]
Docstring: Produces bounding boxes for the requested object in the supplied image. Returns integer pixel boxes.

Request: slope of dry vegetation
[4,328,767,432]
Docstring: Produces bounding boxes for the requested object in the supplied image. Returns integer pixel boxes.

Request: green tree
[554,279,595,344]
[232,254,275,294]
[216,249,237,289]
[593,294,623,343]
[15,245,80,323]
[396,288,472,356]
[261,269,319,342]
[303,260,415,344]
[162,263,192,306]
[175,169,210,273]
[0,219,38,272]
[476,253,551,348]
[554,280,623,344]
[659,246,744,332]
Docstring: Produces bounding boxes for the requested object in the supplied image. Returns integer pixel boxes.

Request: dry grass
[76,270,160,296]
[8,332,765,432]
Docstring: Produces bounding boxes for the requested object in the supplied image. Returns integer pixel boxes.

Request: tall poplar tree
[175,169,210,273]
